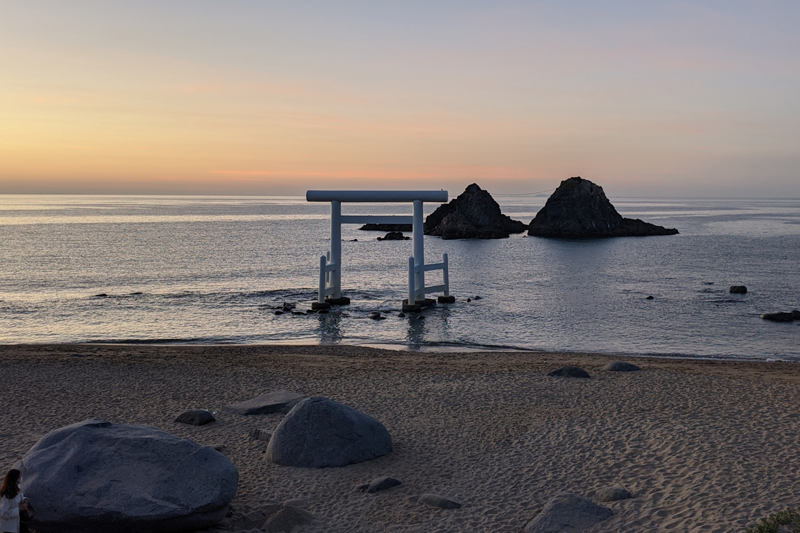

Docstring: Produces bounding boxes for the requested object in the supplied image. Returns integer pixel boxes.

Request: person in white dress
[0,469,24,533]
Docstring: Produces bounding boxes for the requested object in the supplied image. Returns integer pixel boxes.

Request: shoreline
[6,340,800,364]
[2,344,799,532]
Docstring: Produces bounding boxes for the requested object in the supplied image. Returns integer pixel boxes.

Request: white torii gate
[306,190,453,311]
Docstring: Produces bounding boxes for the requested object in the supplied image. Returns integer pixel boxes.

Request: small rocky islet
[528,177,679,238]
[359,183,527,239]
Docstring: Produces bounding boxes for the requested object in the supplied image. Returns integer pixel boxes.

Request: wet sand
[1,344,799,532]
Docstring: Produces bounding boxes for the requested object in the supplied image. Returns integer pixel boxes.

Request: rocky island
[424,183,527,239]
[528,177,679,238]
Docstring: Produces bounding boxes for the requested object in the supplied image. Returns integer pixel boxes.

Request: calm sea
[1,194,799,361]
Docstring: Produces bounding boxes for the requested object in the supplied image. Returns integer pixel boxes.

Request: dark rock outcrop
[19,419,238,533]
[425,184,526,239]
[359,223,412,232]
[524,492,612,533]
[266,397,392,468]
[528,177,679,238]
[729,285,748,294]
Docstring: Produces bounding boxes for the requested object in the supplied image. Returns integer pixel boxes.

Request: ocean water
[1,194,799,361]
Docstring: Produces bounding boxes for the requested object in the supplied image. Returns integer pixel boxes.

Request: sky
[1,1,799,197]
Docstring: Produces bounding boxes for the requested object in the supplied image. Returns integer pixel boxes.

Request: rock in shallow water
[524,492,612,533]
[761,312,795,322]
[266,397,392,467]
[377,231,409,241]
[19,419,238,533]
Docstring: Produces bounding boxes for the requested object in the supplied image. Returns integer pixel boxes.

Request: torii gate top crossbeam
[306,190,448,203]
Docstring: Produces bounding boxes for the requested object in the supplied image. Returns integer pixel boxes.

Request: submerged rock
[19,419,238,533]
[729,285,748,294]
[266,397,392,467]
[761,312,795,322]
[524,492,612,533]
[425,184,526,239]
[528,177,679,238]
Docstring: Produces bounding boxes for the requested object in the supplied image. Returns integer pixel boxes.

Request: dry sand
[1,344,799,532]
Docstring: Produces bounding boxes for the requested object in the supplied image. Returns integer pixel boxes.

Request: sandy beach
[2,344,799,532]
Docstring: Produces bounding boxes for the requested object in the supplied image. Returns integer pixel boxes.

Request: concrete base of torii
[311,296,351,310]
[402,298,436,313]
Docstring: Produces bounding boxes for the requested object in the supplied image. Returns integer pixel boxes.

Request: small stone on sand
[524,492,612,532]
[603,361,641,372]
[596,486,633,502]
[548,366,591,378]
[419,494,462,509]
[175,409,216,426]
[357,476,403,493]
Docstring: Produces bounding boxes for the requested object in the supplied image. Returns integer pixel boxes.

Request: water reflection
[316,309,343,343]
[406,314,426,348]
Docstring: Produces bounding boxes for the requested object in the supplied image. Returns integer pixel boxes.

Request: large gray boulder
[266,397,392,468]
[529,177,678,238]
[18,419,238,533]
[524,492,612,532]
[425,184,527,239]
[225,389,306,416]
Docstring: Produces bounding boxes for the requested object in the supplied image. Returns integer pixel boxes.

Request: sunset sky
[1,1,799,197]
